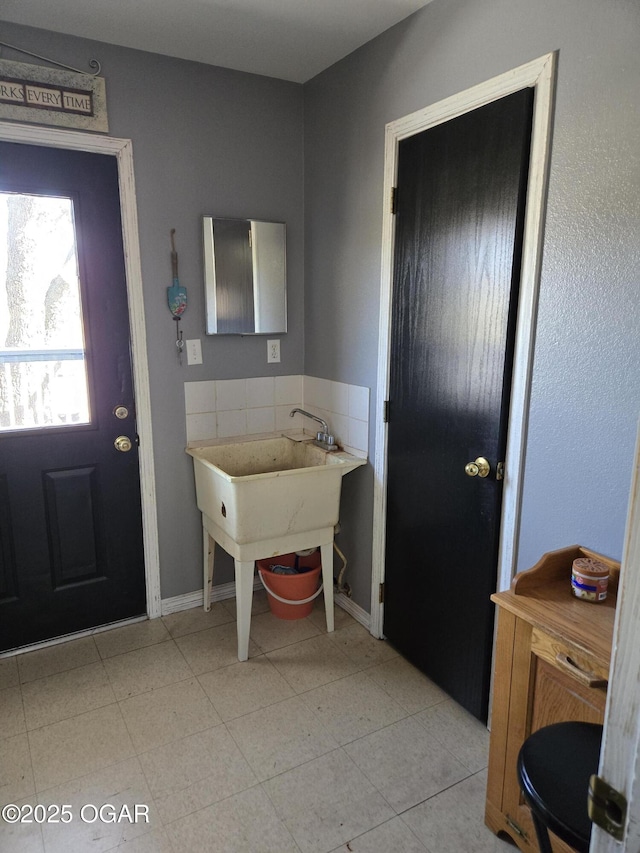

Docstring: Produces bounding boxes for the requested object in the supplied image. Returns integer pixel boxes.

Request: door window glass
[0,193,90,432]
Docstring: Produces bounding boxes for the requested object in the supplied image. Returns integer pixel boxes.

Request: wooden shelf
[486,545,619,852]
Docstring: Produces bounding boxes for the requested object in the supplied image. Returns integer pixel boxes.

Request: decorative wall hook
[167,229,187,364]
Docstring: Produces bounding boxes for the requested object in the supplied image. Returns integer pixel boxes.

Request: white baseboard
[334,592,371,630]
[161,583,372,629]
[160,578,263,616]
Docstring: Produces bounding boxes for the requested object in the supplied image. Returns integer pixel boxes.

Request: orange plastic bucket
[257,551,321,620]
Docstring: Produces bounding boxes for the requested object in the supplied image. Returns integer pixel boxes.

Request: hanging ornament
[167,228,187,363]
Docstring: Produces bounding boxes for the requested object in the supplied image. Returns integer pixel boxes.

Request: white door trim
[370,53,557,637]
[0,121,161,619]
[590,424,640,851]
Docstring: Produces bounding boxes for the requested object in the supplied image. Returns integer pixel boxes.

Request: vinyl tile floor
[0,593,513,852]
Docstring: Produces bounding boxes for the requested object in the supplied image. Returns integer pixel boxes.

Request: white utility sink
[186,434,366,661]
[187,435,365,548]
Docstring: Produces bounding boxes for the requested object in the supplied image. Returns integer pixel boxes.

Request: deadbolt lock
[114,435,133,453]
[113,406,129,420]
[465,457,490,478]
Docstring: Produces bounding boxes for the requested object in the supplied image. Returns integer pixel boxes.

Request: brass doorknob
[465,457,490,478]
[114,435,132,452]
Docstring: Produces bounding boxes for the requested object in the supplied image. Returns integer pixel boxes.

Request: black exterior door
[383,90,533,721]
[0,142,146,651]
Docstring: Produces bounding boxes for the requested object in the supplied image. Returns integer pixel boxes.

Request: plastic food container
[571,557,609,603]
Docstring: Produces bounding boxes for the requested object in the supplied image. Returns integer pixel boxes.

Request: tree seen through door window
[0,193,90,431]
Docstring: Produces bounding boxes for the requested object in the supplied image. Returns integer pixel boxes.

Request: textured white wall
[304,0,640,606]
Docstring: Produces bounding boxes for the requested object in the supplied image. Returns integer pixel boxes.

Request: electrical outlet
[267,339,281,363]
[186,339,203,365]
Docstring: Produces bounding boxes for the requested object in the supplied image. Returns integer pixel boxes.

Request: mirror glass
[203,216,287,334]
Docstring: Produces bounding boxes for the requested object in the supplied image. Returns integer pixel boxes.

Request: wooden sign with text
[0,59,108,132]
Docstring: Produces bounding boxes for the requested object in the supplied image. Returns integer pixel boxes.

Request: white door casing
[0,121,161,619]
[371,52,557,638]
[590,424,640,851]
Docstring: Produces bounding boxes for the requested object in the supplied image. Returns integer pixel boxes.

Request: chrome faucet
[290,408,328,434]
[289,408,338,451]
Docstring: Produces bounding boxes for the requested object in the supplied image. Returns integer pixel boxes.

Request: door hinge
[390,186,397,215]
[588,774,627,841]
[379,582,385,604]
[383,400,390,423]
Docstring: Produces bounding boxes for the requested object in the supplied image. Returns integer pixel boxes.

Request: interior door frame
[370,53,557,638]
[590,423,640,851]
[0,120,161,620]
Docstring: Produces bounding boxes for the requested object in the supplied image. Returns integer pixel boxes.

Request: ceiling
[1,0,434,83]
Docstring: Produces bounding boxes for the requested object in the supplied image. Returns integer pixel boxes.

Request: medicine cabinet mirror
[203,216,287,335]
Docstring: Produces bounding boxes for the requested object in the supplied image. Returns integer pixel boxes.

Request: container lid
[572,557,609,577]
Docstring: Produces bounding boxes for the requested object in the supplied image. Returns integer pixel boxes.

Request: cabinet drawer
[531,627,608,690]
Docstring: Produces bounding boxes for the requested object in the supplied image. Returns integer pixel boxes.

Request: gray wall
[304,0,640,607]
[4,0,639,613]
[1,21,304,598]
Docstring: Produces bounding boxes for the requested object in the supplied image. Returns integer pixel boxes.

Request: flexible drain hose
[334,540,350,596]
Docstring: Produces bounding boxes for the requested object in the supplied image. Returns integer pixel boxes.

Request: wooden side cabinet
[485,546,619,852]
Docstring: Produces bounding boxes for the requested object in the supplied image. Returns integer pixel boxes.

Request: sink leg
[320,542,335,633]
[203,526,215,612]
[234,560,255,661]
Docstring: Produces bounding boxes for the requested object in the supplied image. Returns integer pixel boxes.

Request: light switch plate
[186,339,203,365]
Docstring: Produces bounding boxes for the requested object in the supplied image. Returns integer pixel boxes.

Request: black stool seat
[517,721,603,853]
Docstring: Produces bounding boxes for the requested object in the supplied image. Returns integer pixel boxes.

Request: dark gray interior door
[0,142,146,651]
[383,89,533,722]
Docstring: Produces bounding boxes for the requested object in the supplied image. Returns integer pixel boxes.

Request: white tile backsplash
[184,380,216,415]
[246,377,275,409]
[276,405,303,431]
[348,417,369,455]
[305,376,331,411]
[349,384,369,422]
[184,374,369,456]
[217,409,247,438]
[246,407,276,435]
[216,379,247,412]
[331,382,350,417]
[275,375,302,405]
[186,413,218,442]
[330,413,349,448]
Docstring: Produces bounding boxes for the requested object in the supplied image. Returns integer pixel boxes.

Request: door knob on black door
[114,436,133,452]
[465,457,490,478]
